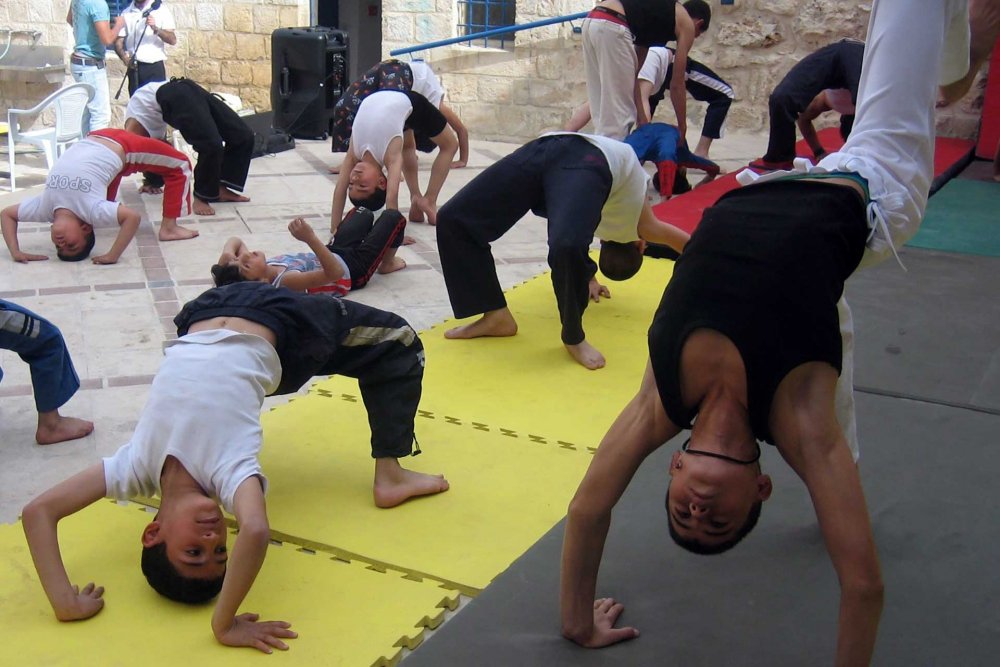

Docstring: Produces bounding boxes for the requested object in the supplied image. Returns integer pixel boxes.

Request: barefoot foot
[35,413,94,445]
[219,187,250,203]
[373,459,449,508]
[158,224,200,241]
[377,256,407,274]
[444,309,518,339]
[565,340,606,370]
[402,235,416,246]
[193,197,216,216]
[139,183,163,195]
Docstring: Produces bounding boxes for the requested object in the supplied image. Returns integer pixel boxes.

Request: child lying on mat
[211,210,406,295]
[624,122,721,197]
[22,282,447,652]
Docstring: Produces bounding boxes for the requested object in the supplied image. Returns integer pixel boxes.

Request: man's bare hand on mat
[215,612,297,653]
[55,582,105,621]
[569,598,640,648]
[589,278,611,303]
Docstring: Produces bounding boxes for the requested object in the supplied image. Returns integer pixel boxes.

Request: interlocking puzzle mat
[259,390,595,593]
[404,394,1000,666]
[845,246,1000,410]
[0,500,459,666]
[652,129,974,234]
[415,255,676,448]
[905,178,1000,256]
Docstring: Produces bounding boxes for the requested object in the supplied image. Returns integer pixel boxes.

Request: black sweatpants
[328,208,406,290]
[155,78,254,201]
[174,282,424,458]
[652,53,735,140]
[762,40,864,162]
[436,135,612,345]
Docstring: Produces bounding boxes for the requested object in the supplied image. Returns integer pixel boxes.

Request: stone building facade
[0,0,988,145]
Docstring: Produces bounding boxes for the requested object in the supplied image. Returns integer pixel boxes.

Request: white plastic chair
[6,82,95,191]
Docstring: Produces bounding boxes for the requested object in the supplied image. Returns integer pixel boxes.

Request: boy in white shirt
[22,282,447,652]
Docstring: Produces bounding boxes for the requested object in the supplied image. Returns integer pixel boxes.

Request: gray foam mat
[406,394,1000,666]
[846,247,1000,412]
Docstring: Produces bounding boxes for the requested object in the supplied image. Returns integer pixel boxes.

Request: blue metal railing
[389,12,587,58]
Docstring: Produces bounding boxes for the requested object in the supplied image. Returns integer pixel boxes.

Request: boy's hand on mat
[588,279,611,303]
[90,253,120,265]
[216,612,297,653]
[585,598,639,648]
[56,582,105,621]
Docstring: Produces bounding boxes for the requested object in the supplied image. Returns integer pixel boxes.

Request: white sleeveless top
[351,90,413,166]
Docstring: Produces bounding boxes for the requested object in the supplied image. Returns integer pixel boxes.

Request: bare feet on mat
[373,459,449,508]
[193,197,216,216]
[565,340,606,370]
[445,308,518,339]
[408,200,425,223]
[219,187,250,203]
[402,235,416,246]
[377,256,406,274]
[410,195,438,225]
[35,412,94,445]
[138,183,163,195]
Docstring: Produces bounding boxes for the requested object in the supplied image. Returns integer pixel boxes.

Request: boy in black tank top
[561,1,971,663]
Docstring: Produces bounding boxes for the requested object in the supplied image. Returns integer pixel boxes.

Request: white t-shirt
[125,80,168,139]
[637,46,673,92]
[15,139,122,227]
[103,330,282,513]
[409,61,445,108]
[118,2,175,64]
[352,90,412,166]
[541,132,650,243]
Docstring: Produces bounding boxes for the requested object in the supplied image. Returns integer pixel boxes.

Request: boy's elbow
[237,518,271,546]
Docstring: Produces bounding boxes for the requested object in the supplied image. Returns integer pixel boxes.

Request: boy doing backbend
[1,128,198,264]
[331,89,458,227]
[436,132,689,370]
[560,1,970,663]
[22,282,448,652]
[211,209,407,294]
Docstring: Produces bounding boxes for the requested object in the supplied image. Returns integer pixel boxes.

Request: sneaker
[748,158,794,172]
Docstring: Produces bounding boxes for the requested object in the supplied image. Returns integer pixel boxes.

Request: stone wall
[0,1,308,128]
[382,0,987,144]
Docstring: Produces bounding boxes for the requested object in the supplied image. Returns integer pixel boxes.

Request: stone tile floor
[0,130,767,524]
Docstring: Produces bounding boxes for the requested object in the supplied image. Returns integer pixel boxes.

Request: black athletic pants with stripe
[174,282,423,458]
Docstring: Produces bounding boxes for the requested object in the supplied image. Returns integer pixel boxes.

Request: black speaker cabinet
[271,26,349,140]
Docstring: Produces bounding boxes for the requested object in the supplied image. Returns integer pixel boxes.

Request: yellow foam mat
[416,257,675,448]
[259,391,594,592]
[0,501,458,666]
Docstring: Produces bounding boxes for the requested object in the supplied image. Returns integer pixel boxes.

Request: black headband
[681,437,761,465]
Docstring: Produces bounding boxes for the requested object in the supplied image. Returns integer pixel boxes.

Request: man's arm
[113,35,129,65]
[632,45,650,126]
[147,15,177,46]
[636,201,689,253]
[670,7,697,140]
[439,103,469,168]
[91,204,140,265]
[2,204,49,263]
[772,364,884,667]
[797,92,833,158]
[562,362,680,646]
[211,477,296,653]
[22,463,108,622]
[637,79,656,125]
[330,147,359,234]
[94,17,127,47]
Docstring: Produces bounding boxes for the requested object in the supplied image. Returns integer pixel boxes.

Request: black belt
[71,55,106,68]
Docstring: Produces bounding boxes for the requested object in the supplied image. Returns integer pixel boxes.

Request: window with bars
[458,0,516,49]
[107,0,131,15]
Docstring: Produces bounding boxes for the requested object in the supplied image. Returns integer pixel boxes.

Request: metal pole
[389,12,587,57]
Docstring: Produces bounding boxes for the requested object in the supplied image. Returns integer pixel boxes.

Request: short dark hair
[599,240,643,281]
[141,542,225,604]
[210,262,247,287]
[56,228,96,262]
[683,0,712,31]
[348,186,387,212]
[665,483,762,555]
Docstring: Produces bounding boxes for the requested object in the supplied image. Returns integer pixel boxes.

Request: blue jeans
[70,61,111,134]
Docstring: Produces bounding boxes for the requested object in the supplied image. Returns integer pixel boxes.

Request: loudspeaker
[271,26,349,140]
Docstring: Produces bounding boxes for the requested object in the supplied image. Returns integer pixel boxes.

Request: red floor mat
[653,128,974,234]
